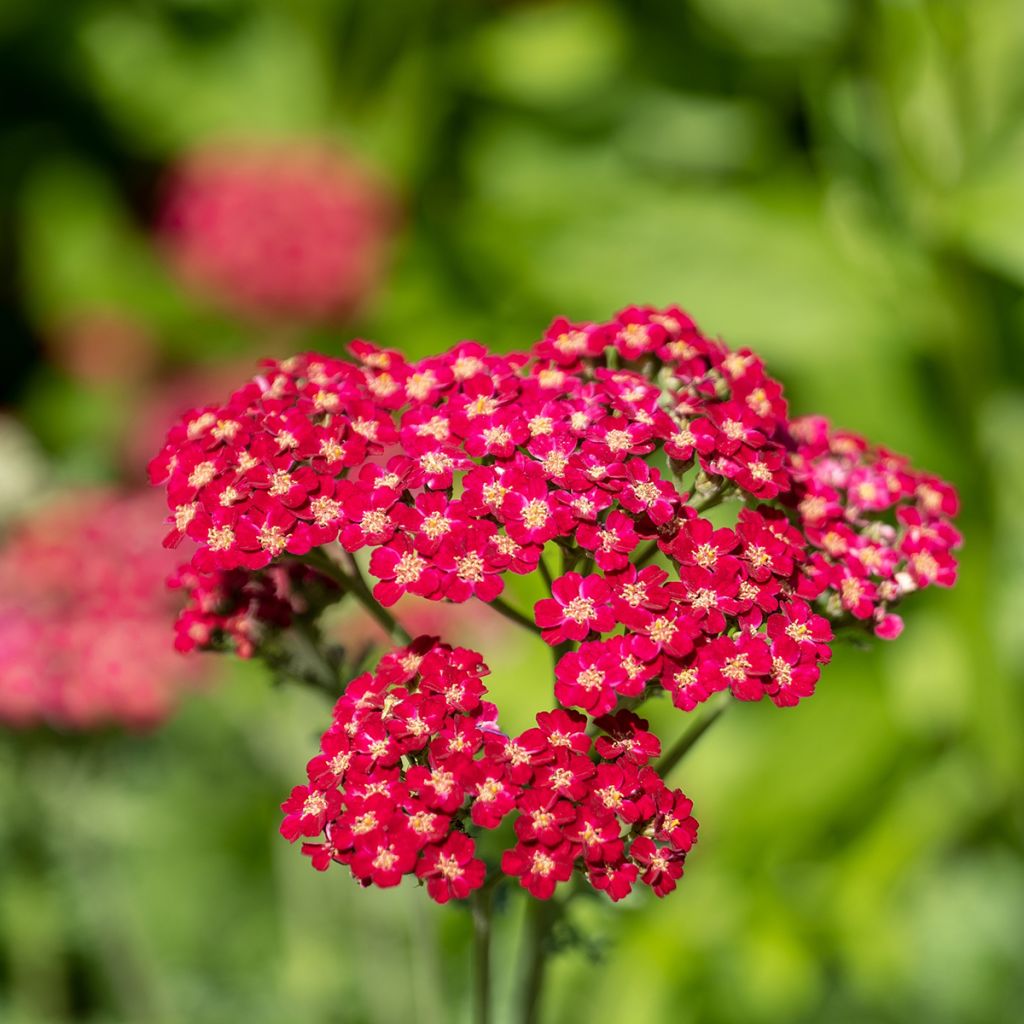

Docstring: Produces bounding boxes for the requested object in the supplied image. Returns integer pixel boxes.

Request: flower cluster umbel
[150,303,960,902]
[281,637,695,903]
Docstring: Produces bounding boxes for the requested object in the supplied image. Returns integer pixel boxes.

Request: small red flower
[280,784,342,842]
[468,763,519,829]
[370,535,444,606]
[630,836,685,897]
[576,511,640,571]
[501,841,575,899]
[587,858,638,901]
[553,641,623,716]
[699,633,773,701]
[416,833,487,904]
[534,572,615,645]
[350,820,419,888]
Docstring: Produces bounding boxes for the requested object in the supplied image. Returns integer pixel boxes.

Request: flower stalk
[656,692,730,778]
[519,897,554,1024]
[300,548,411,645]
[487,595,544,636]
[470,887,494,1024]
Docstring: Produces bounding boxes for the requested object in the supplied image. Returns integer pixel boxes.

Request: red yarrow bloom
[534,572,615,645]
[699,633,773,701]
[370,536,444,606]
[415,833,487,904]
[280,784,343,842]
[630,836,685,897]
[501,841,575,899]
[553,641,625,716]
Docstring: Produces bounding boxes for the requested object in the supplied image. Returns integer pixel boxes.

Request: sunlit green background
[2,1,1022,1022]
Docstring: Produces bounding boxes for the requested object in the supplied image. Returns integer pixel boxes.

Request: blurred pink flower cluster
[0,490,206,730]
[160,144,395,323]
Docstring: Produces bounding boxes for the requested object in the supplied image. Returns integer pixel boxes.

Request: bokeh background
[1,1,1022,1021]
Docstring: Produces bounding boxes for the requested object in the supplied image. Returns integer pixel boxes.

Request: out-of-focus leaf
[941,128,1024,285]
[77,6,332,153]
[959,0,1024,148]
[872,1,967,190]
[18,158,253,363]
[465,1,624,108]
[462,125,899,363]
[19,159,170,323]
[617,91,777,176]
[691,0,851,58]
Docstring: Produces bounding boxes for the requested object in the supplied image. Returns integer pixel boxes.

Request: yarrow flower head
[150,302,961,903]
[282,636,695,903]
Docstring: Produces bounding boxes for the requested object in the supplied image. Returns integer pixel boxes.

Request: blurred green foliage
[1,0,1023,1022]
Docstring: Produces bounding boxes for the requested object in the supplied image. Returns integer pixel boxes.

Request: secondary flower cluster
[0,490,206,730]
[168,562,330,658]
[281,637,697,903]
[160,144,394,323]
[789,416,962,640]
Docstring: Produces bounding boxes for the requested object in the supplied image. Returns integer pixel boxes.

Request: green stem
[299,547,351,589]
[691,487,730,515]
[287,620,341,695]
[300,549,411,645]
[537,552,555,594]
[471,887,493,1024]
[342,551,413,645]
[633,539,661,568]
[519,898,554,1024]
[488,595,543,637]
[656,693,730,778]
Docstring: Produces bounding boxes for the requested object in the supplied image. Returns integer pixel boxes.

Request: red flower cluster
[168,562,330,658]
[150,303,960,902]
[282,637,696,903]
[499,707,695,901]
[789,416,962,640]
[0,491,206,729]
[160,144,394,323]
[152,305,957,701]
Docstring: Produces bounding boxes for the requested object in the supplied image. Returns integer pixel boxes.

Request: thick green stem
[656,693,730,778]
[519,898,554,1024]
[471,887,493,1024]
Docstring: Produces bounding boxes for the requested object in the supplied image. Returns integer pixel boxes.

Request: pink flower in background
[0,490,207,730]
[160,144,395,323]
